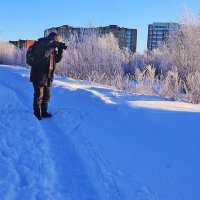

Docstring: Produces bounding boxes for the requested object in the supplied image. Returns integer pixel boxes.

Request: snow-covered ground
[0,65,200,200]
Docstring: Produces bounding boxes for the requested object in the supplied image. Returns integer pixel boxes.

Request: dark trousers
[32,82,51,114]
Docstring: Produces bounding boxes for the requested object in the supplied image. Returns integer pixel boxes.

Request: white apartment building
[147,22,180,50]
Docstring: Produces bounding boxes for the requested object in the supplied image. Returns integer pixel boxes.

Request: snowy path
[1,65,200,200]
[0,74,58,199]
[0,66,99,200]
[0,66,123,200]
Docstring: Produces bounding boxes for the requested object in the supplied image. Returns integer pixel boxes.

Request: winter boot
[33,104,42,120]
[41,112,52,118]
[41,104,52,118]
[34,111,42,120]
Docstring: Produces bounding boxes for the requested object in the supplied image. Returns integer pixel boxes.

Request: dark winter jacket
[30,37,63,86]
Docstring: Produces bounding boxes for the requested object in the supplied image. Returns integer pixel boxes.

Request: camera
[59,42,67,50]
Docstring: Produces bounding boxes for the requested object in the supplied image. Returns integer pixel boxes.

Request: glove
[58,47,63,55]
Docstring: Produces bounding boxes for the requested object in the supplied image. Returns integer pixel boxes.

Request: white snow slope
[0,65,200,200]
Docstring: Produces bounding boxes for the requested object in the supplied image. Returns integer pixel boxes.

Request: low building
[9,39,36,49]
[44,25,137,53]
[147,22,180,51]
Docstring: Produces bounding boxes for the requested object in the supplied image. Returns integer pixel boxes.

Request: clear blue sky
[0,0,199,51]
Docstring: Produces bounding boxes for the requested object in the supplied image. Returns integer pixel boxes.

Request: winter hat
[47,32,58,41]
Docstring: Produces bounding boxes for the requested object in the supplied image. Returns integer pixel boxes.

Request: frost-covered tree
[164,8,200,78]
[160,9,200,103]
[56,31,125,86]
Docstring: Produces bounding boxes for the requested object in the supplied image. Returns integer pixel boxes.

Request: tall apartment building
[44,25,137,52]
[147,22,180,51]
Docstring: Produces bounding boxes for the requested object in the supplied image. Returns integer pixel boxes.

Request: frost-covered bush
[0,42,25,66]
[185,71,200,104]
[133,65,158,95]
[56,32,124,83]
[126,48,169,75]
[159,68,183,100]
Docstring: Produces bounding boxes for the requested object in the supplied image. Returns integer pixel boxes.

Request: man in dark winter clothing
[28,32,64,120]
